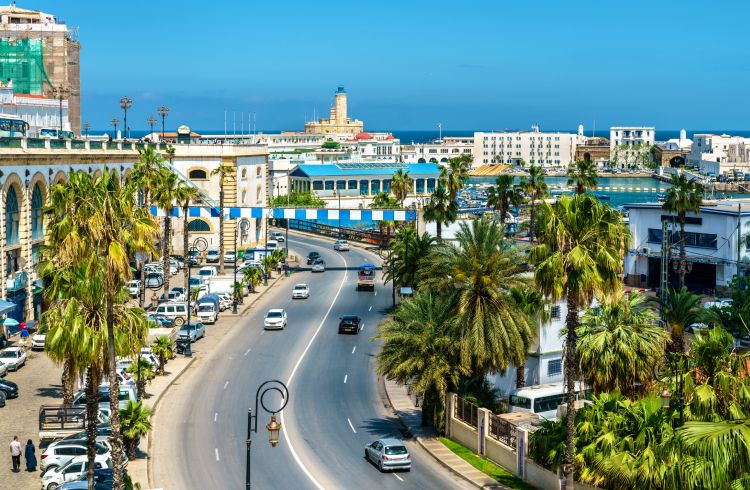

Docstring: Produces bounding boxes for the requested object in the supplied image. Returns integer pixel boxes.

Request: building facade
[687,133,750,176]
[402,136,474,164]
[304,86,364,135]
[0,86,69,136]
[609,126,655,148]
[473,127,582,167]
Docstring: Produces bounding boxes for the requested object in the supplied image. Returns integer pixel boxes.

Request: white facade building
[401,136,474,164]
[474,127,582,168]
[687,133,750,176]
[0,87,70,137]
[610,126,655,148]
[663,129,693,151]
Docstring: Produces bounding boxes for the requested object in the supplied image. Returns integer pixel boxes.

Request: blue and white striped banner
[149,206,416,222]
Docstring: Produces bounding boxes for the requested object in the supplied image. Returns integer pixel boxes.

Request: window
[241,168,247,178]
[312,180,323,191]
[534,393,565,414]
[550,305,561,319]
[509,395,531,409]
[648,228,717,249]
[31,183,43,240]
[256,166,262,177]
[188,169,207,179]
[5,186,19,246]
[347,180,357,190]
[325,181,334,191]
[187,219,210,232]
[547,359,562,377]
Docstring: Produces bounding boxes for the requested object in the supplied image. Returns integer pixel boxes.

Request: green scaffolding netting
[0,38,53,95]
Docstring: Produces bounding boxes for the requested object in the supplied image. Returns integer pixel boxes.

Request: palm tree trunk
[106,295,127,489]
[183,200,190,291]
[563,296,579,490]
[139,190,150,308]
[85,368,101,489]
[516,364,525,388]
[61,358,74,405]
[670,321,685,354]
[218,187,225,275]
[436,221,442,241]
[163,216,171,295]
[529,197,536,244]
[679,217,687,288]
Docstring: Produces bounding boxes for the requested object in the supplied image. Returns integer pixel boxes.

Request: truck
[357,264,376,291]
[38,405,108,442]
[208,277,235,296]
[196,302,218,324]
[198,293,221,313]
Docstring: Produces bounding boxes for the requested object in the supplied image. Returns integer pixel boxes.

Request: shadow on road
[360,416,415,441]
[36,385,63,399]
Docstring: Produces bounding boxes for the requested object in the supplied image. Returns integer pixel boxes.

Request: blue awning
[0,300,16,316]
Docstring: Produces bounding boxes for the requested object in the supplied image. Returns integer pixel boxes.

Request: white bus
[0,115,28,137]
[508,382,589,421]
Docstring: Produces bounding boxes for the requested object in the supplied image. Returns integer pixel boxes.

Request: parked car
[264,309,287,330]
[333,240,350,251]
[311,259,326,273]
[338,315,361,334]
[40,440,109,472]
[144,272,164,289]
[126,280,141,298]
[199,266,218,279]
[0,390,5,407]
[198,294,221,313]
[60,467,117,490]
[365,438,411,472]
[167,287,186,302]
[0,361,7,377]
[62,424,113,445]
[196,303,218,324]
[306,251,320,265]
[205,250,220,263]
[146,313,174,328]
[271,231,285,242]
[186,250,201,266]
[292,283,309,299]
[0,347,26,370]
[224,250,237,263]
[218,292,233,311]
[0,376,18,399]
[177,322,205,342]
[42,453,111,489]
[31,326,47,350]
[72,385,137,410]
[154,302,189,326]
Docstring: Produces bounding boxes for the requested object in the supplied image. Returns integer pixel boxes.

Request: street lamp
[47,84,73,138]
[147,116,157,138]
[653,352,688,426]
[120,96,133,140]
[157,105,170,140]
[246,380,289,489]
[233,225,238,314]
[83,123,90,140]
[111,118,119,139]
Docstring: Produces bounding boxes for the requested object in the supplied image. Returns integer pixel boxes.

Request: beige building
[474,126,583,168]
[304,86,364,135]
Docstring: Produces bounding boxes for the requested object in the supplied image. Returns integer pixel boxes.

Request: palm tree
[119,400,153,459]
[177,184,199,291]
[151,336,174,375]
[390,169,412,206]
[509,287,550,388]
[531,193,629,489]
[519,164,549,243]
[210,163,236,274]
[662,173,703,288]
[423,187,457,240]
[243,267,262,293]
[420,217,534,374]
[566,160,598,195]
[656,286,703,353]
[370,192,400,243]
[577,291,667,397]
[383,226,434,289]
[440,154,471,200]
[375,291,468,427]
[486,174,524,228]
[151,167,183,295]
[126,357,155,398]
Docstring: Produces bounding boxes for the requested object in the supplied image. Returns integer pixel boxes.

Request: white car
[31,329,47,350]
[292,284,309,299]
[0,347,26,371]
[40,441,109,472]
[224,251,237,263]
[205,250,220,263]
[333,240,350,251]
[218,292,233,311]
[198,266,218,279]
[126,280,141,298]
[196,303,218,324]
[42,454,111,489]
[271,231,285,242]
[264,309,287,330]
[311,259,326,273]
[0,361,8,377]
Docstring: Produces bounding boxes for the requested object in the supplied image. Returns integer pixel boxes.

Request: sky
[24,0,750,131]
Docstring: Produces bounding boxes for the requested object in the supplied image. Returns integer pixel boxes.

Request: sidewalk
[383,378,507,489]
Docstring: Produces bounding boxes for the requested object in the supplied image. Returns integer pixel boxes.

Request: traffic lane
[150,240,344,490]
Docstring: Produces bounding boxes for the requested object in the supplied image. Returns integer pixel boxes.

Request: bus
[40,127,74,139]
[0,115,28,137]
[357,264,376,291]
[508,382,589,421]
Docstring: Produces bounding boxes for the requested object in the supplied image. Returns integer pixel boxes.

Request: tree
[577,291,667,397]
[177,184,199,291]
[423,186,457,240]
[151,336,174,375]
[369,192,400,241]
[210,163,236,274]
[486,174,524,228]
[656,286,703,353]
[375,291,467,428]
[383,226,435,289]
[440,154,471,200]
[531,193,629,489]
[243,267,262,293]
[420,217,534,375]
[268,191,326,208]
[119,400,153,459]
[126,357,155,398]
[566,160,598,195]
[151,167,183,295]
[662,173,703,288]
[390,169,412,206]
[509,287,550,388]
[519,164,549,243]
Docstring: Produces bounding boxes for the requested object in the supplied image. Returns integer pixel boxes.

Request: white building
[663,129,693,151]
[687,133,750,176]
[0,86,70,137]
[474,126,582,168]
[624,199,750,292]
[402,136,474,164]
[610,126,655,148]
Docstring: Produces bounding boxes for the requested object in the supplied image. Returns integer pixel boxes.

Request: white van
[196,303,218,324]
[199,266,218,279]
[154,302,189,326]
[266,240,278,251]
[508,382,589,421]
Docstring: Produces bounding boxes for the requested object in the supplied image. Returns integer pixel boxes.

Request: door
[63,461,83,481]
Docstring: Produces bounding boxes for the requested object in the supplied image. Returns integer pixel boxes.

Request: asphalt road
[151,232,471,489]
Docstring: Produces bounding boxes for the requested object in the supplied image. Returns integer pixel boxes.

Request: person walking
[24,439,36,472]
[9,435,21,472]
[18,325,29,348]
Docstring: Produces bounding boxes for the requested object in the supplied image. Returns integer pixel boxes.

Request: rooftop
[625,198,750,216]
[291,162,441,178]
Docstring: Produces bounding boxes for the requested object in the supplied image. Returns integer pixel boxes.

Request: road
[151,232,471,489]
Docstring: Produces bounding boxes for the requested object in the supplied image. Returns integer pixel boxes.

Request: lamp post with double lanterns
[147,116,157,137]
[111,118,119,139]
[246,380,289,489]
[157,105,169,140]
[119,96,133,140]
[83,123,90,140]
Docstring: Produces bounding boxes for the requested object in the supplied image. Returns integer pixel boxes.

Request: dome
[385,134,394,140]
[355,132,372,140]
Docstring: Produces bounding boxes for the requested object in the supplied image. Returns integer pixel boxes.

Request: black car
[0,376,19,399]
[307,251,321,265]
[338,315,361,334]
[0,390,5,407]
[147,313,174,328]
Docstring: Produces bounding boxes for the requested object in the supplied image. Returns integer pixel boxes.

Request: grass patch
[438,437,535,490]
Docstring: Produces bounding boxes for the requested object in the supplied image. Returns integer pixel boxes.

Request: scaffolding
[0,38,53,94]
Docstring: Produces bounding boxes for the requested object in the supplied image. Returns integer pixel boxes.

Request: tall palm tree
[390,169,412,206]
[656,286,703,353]
[519,164,549,243]
[440,154,471,200]
[531,193,629,489]
[662,173,703,288]
[486,174,524,227]
[151,168,183,295]
[383,226,434,289]
[566,160,598,195]
[509,287,550,388]
[420,217,534,374]
[423,186,457,240]
[375,291,468,428]
[577,291,667,397]
[211,163,236,274]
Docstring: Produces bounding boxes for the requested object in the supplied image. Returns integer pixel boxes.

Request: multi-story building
[304,86,364,135]
[610,126,655,148]
[402,136,474,164]
[0,86,69,136]
[0,5,81,135]
[474,126,582,167]
[687,133,750,176]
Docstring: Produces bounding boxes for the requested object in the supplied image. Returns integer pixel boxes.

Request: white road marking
[215,448,220,461]
[374,291,378,296]
[223,381,229,390]
[351,346,356,354]
[344,374,348,384]
[214,412,218,422]
[393,474,404,482]
[260,330,265,336]
[368,305,372,312]
[244,348,251,356]
[347,418,357,433]
[281,242,349,490]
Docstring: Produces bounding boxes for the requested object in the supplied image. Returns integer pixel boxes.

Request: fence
[454,395,478,428]
[287,218,390,247]
[489,413,517,449]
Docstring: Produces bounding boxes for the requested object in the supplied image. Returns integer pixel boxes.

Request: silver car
[333,240,350,251]
[365,438,411,472]
[264,309,287,330]
[311,259,326,272]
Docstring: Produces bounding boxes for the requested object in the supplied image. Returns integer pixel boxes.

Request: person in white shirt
[9,435,21,472]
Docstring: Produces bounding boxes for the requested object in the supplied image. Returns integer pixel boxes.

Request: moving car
[292,284,309,299]
[365,438,411,472]
[264,309,287,330]
[333,240,350,251]
[0,347,26,370]
[126,280,141,298]
[31,326,47,350]
[338,315,361,334]
[357,264,376,291]
[311,259,326,273]
[306,251,320,265]
[205,250,220,263]
[177,322,205,342]
[271,231,285,242]
[42,454,111,489]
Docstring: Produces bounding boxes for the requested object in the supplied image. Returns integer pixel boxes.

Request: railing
[27,138,46,149]
[49,138,67,149]
[0,137,22,148]
[489,413,517,449]
[287,218,389,247]
[71,139,86,149]
[455,395,478,428]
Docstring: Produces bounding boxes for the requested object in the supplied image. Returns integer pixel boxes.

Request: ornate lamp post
[47,84,73,137]
[82,123,90,140]
[233,225,239,314]
[147,116,157,137]
[246,380,289,489]
[653,352,689,426]
[119,96,133,140]
[111,118,119,139]
[157,105,170,140]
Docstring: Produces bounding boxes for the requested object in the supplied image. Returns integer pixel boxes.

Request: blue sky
[27,0,750,131]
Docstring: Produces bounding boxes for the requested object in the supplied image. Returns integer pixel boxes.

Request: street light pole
[147,116,157,138]
[157,105,170,140]
[246,380,289,489]
[120,96,133,140]
[111,118,119,139]
[233,225,238,314]
[83,123,90,140]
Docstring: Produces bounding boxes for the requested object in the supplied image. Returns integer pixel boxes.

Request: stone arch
[188,167,209,180]
[28,174,47,241]
[3,173,25,247]
[584,152,592,163]
[417,158,426,163]
[93,169,103,180]
[669,155,685,168]
[241,167,248,179]
[52,170,68,186]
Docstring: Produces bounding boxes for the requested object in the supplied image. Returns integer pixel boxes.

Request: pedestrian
[18,325,29,348]
[9,435,21,472]
[24,439,36,472]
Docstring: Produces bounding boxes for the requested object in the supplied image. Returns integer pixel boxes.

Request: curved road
[150,232,471,489]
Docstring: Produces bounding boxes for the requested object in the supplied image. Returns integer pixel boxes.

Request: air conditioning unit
[641,247,651,255]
